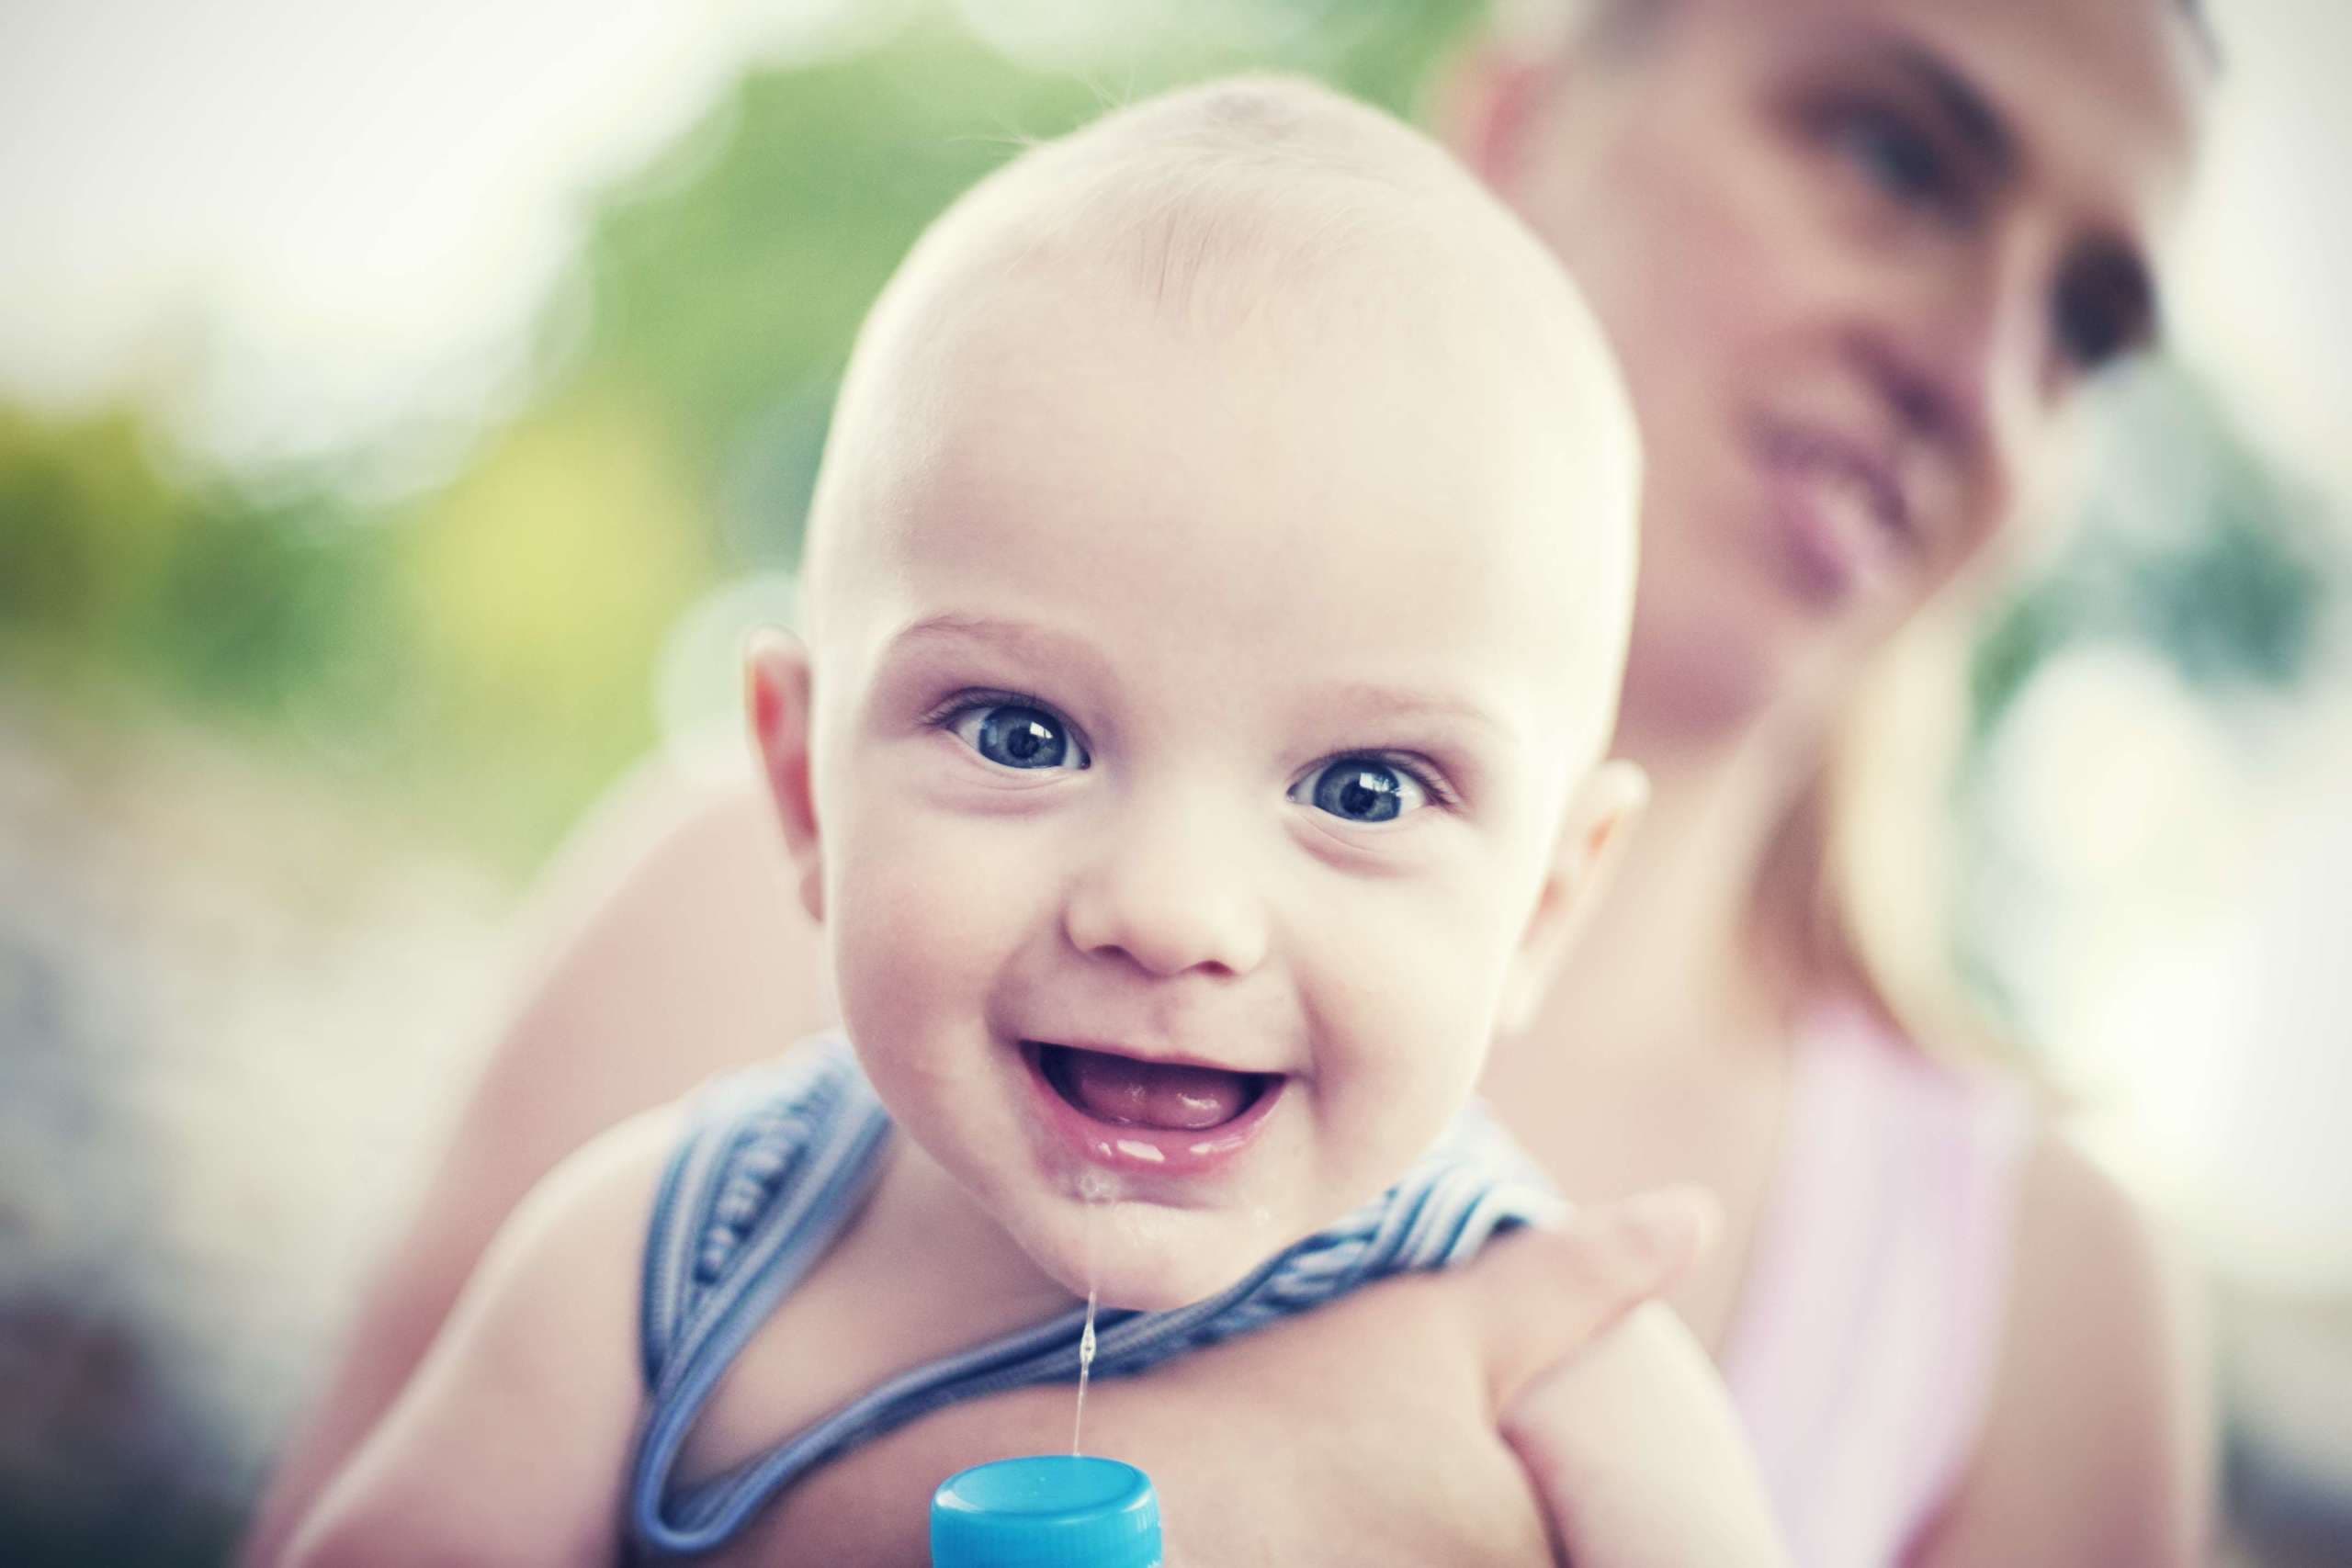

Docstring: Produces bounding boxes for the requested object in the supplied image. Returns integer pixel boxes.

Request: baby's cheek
[1306,904,1498,1177]
[1355,884,1514,1045]
[828,816,1015,1029]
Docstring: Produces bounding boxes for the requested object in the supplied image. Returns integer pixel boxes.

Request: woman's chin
[1624,607,1796,739]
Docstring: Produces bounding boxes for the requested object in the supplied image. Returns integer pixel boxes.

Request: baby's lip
[1020,1040,1288,1178]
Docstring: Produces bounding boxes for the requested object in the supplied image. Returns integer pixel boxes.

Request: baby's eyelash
[920,687,1062,730]
[1352,751,1460,810]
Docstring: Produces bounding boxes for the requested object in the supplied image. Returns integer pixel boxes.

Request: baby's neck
[854,1134,1086,1335]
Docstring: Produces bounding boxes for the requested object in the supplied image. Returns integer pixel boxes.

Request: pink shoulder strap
[1719,1005,2033,1567]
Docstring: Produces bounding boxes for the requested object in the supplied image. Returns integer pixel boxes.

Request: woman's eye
[1828,103,1960,217]
[948,703,1088,771]
[1292,757,1430,825]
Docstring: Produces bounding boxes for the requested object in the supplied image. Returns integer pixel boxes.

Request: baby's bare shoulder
[282,1107,687,1563]
[404,1101,686,1435]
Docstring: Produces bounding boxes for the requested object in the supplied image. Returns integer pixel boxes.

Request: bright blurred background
[1,1,2346,1562]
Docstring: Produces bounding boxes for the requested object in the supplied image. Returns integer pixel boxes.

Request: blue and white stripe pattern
[628,1034,1558,1559]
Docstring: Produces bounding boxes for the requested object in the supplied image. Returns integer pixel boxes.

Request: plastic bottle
[930,1454,1163,1567]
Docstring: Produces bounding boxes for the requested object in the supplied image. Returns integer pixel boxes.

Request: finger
[1467,1184,1721,1410]
[1502,1303,1792,1568]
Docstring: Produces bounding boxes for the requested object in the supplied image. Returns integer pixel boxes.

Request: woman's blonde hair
[1804,599,2029,1071]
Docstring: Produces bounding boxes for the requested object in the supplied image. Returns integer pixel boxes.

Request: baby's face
[794,257,1629,1308]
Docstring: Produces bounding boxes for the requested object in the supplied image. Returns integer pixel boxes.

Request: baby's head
[751,77,1642,1309]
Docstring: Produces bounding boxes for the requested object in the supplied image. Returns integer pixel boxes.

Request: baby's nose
[1060,792,1269,980]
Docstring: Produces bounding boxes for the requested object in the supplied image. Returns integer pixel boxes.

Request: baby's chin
[1014,1193,1306,1314]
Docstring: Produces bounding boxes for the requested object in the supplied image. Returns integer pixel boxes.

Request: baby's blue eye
[1293,757,1429,824]
[950,703,1088,771]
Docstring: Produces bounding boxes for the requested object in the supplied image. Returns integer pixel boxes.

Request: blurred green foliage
[1970,367,2331,747]
[0,0,2330,873]
[0,5,1485,866]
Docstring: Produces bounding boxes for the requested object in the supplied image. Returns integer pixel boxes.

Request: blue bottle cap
[931,1454,1162,1568]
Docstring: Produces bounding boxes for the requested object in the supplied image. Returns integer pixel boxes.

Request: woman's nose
[1060,791,1270,981]
[1860,248,2041,528]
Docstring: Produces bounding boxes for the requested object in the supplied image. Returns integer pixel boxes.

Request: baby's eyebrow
[882,612,1107,679]
[1314,681,1519,749]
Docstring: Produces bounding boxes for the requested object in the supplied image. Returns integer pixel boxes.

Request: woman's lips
[1023,1041,1285,1177]
[1754,423,1917,609]
[1767,471,1883,606]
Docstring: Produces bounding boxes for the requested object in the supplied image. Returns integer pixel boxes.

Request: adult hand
[745,1186,1759,1567]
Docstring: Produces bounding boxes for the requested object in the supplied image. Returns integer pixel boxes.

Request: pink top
[1720,1005,2034,1567]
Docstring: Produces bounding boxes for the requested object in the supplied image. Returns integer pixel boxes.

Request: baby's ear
[1500,760,1647,1036]
[745,628,825,923]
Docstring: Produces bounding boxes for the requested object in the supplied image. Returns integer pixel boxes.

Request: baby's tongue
[1059,1049,1251,1132]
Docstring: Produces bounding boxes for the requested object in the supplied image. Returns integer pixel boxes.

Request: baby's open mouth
[1031,1042,1277,1133]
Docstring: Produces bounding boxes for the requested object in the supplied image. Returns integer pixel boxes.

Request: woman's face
[1476,0,2208,734]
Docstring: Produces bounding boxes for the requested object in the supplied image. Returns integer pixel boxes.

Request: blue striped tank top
[628,1034,1557,1558]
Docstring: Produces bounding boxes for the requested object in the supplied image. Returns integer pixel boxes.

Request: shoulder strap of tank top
[631,1034,893,1556]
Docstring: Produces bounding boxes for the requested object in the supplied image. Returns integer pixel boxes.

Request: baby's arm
[1476,1195,1792,1568]
[1501,1303,1790,1567]
[244,771,821,1568]
[278,1110,678,1568]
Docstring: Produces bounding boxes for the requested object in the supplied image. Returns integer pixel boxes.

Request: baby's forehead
[851,220,1623,578]
[839,283,1623,745]
[833,133,1630,525]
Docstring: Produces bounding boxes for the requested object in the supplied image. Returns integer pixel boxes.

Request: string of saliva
[1071,1174,1111,1456]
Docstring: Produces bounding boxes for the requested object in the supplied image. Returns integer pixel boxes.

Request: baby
[287,77,1769,1565]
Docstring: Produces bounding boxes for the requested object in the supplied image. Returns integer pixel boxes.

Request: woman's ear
[1430,36,1553,189]
[1500,759,1649,1036]
[745,628,825,923]
[1432,0,1611,196]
